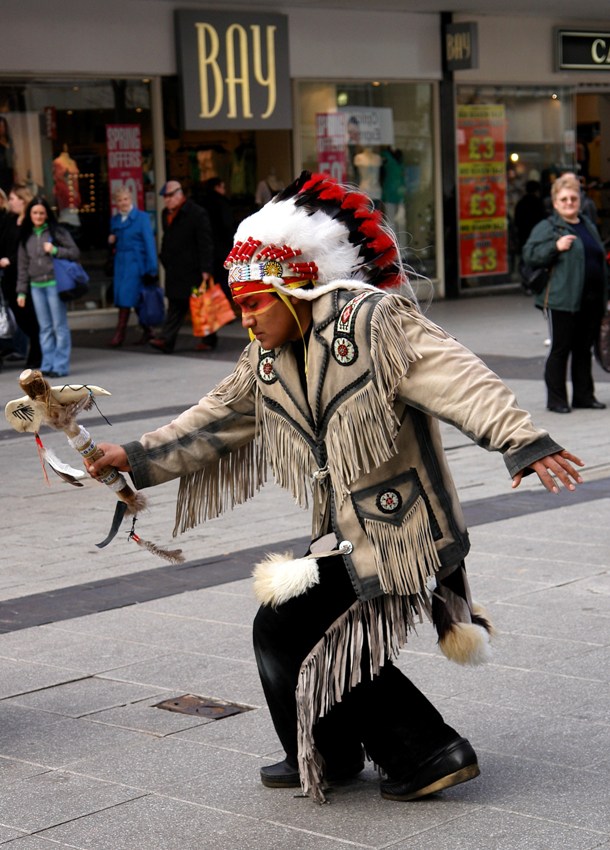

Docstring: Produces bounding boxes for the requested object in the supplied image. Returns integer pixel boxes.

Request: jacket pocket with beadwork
[349,469,443,596]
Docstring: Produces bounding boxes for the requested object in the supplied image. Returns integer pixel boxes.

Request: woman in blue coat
[108,186,158,346]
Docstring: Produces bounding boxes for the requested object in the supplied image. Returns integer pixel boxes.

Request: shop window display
[297,81,437,281]
[0,78,153,310]
[456,85,575,289]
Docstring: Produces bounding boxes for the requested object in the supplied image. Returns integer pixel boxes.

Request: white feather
[233,202,362,285]
[44,447,86,485]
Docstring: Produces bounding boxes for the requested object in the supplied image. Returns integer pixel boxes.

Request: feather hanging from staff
[35,434,85,486]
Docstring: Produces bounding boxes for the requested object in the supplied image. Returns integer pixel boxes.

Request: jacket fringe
[173,441,265,534]
[173,353,267,535]
[370,297,420,402]
[364,496,441,596]
[324,382,399,501]
[296,592,427,803]
[209,349,258,406]
[259,405,315,510]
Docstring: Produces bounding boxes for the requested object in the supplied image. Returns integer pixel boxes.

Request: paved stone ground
[0,292,608,849]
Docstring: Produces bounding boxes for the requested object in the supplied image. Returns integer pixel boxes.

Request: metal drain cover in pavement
[154,694,252,719]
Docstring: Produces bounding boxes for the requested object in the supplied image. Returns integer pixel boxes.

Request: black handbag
[136,278,165,326]
[519,259,550,295]
[595,314,610,373]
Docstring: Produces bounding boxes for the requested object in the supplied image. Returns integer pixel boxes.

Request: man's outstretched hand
[512,450,585,494]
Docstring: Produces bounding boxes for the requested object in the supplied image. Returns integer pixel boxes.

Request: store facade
[3,3,610,307]
[0,1,441,310]
[450,15,610,294]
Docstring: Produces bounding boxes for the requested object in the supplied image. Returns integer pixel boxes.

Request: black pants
[545,304,603,408]
[159,297,190,352]
[253,555,458,780]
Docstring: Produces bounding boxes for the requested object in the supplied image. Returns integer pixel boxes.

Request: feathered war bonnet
[225,170,410,302]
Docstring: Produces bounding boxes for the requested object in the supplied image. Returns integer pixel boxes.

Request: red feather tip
[368,233,396,254]
[358,218,384,238]
[341,192,371,211]
[318,184,347,203]
[301,173,327,194]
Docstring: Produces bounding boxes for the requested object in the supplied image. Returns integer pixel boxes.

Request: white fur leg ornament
[438,602,495,666]
[252,551,320,607]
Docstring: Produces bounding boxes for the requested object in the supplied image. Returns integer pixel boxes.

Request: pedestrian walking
[108,186,158,347]
[149,180,214,353]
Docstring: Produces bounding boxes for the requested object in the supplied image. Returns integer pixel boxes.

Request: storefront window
[297,81,437,280]
[456,85,575,289]
[0,77,153,309]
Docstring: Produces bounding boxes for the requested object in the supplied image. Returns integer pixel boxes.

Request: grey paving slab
[3,677,166,718]
[0,704,147,769]
[493,764,610,834]
[377,807,606,850]
[164,748,483,848]
[176,702,281,757]
[0,757,50,786]
[96,651,265,707]
[64,733,250,792]
[493,600,610,644]
[0,828,26,845]
[0,838,85,849]
[0,657,83,700]
[39,794,370,850]
[138,584,260,623]
[473,706,610,770]
[0,771,145,832]
[85,694,215,737]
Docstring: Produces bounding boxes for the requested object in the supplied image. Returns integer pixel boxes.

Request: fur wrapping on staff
[252,551,320,607]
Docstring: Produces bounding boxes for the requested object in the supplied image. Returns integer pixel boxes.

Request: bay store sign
[556,29,610,70]
[175,10,291,131]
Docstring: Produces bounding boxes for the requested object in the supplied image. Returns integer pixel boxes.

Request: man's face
[238,291,308,350]
[163,182,184,213]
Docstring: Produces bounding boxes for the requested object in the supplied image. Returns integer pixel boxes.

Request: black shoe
[547,404,571,414]
[572,399,606,409]
[260,755,365,789]
[148,338,171,354]
[380,736,480,801]
[260,759,300,788]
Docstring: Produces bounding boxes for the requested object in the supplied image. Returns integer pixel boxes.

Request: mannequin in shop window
[52,144,81,238]
[354,147,383,207]
[255,168,285,208]
[381,146,407,247]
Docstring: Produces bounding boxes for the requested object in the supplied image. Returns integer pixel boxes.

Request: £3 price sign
[456,104,508,278]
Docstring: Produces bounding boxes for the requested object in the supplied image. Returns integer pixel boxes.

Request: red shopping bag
[189,280,235,337]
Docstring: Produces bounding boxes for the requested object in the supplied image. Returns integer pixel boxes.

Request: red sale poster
[316,112,347,183]
[456,105,508,277]
[106,124,144,215]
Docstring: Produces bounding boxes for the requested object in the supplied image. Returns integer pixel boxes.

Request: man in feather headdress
[89,172,583,804]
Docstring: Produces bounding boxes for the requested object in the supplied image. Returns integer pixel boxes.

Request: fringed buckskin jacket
[124,286,562,603]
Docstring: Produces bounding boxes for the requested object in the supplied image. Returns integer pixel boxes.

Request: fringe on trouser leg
[295,592,427,803]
